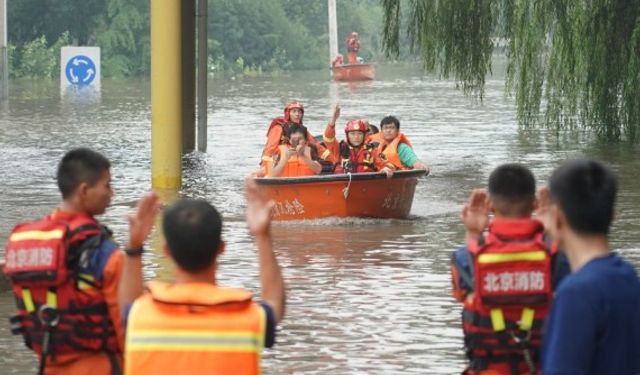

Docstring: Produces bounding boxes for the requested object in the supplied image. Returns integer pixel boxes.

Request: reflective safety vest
[274,144,318,177]
[461,219,555,374]
[374,133,413,170]
[3,214,120,362]
[125,281,266,375]
[335,141,375,174]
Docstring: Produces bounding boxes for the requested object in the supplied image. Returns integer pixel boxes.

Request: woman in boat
[324,119,393,177]
[372,116,430,173]
[268,124,322,178]
[259,101,335,175]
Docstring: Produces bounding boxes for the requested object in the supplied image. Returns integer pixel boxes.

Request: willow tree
[382,0,640,141]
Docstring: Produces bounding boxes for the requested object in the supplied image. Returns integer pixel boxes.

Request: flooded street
[0,63,639,374]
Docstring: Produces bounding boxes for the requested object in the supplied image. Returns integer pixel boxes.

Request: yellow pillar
[151,0,182,189]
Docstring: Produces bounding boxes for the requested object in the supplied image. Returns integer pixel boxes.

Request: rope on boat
[342,172,352,199]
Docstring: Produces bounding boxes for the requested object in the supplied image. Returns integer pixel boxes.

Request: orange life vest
[125,281,266,375]
[335,141,375,174]
[374,133,413,170]
[462,219,555,374]
[3,214,120,364]
[274,144,318,177]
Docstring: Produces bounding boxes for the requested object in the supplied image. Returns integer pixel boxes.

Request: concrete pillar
[197,0,208,152]
[181,0,196,154]
[151,0,182,189]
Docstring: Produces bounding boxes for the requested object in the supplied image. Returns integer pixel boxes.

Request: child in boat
[324,118,393,177]
[450,163,569,375]
[538,159,640,375]
[371,116,429,173]
[267,124,322,177]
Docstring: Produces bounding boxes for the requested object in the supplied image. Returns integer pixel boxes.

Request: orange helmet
[284,101,304,123]
[344,119,367,134]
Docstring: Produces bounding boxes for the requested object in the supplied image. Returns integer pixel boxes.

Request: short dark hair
[380,116,400,129]
[549,159,617,235]
[368,124,379,134]
[287,124,309,139]
[57,148,111,199]
[488,163,536,217]
[163,199,223,273]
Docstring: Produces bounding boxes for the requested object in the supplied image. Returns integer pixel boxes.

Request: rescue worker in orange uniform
[346,31,360,64]
[372,115,430,174]
[259,101,335,175]
[268,124,322,177]
[2,148,158,375]
[120,179,285,375]
[324,118,393,177]
[450,164,569,375]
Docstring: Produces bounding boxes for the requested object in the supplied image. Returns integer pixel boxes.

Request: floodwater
[0,62,639,374]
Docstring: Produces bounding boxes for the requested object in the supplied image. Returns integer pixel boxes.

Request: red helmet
[344,119,367,133]
[284,101,304,123]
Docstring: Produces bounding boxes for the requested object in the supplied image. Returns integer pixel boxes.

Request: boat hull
[332,63,376,81]
[254,170,426,221]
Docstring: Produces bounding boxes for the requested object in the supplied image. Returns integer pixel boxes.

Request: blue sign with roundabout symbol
[65,55,97,86]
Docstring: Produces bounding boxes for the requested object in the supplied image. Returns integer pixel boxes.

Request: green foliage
[12,32,70,79]
[7,0,389,78]
[382,0,640,141]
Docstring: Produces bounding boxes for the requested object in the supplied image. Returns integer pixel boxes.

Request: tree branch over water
[381,0,640,141]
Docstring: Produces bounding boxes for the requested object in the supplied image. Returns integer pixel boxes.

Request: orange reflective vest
[460,219,555,374]
[125,281,266,375]
[272,144,318,177]
[373,133,413,170]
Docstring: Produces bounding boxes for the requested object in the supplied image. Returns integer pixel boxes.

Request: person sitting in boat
[324,118,393,178]
[268,124,322,177]
[259,101,334,175]
[346,32,360,64]
[371,115,430,173]
[366,122,379,136]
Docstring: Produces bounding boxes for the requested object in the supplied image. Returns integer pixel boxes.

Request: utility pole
[0,0,8,101]
[328,0,338,70]
[197,0,208,152]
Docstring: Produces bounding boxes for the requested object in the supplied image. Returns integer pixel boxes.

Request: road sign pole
[151,0,183,189]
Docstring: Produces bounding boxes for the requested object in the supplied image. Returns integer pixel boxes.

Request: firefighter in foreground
[450,163,569,374]
[120,179,285,374]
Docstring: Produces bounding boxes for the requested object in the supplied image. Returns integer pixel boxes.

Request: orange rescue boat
[332,63,376,81]
[254,170,427,221]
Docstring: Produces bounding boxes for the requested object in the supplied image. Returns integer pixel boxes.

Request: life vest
[335,141,375,174]
[3,213,120,363]
[374,133,413,170]
[274,144,318,177]
[461,219,554,374]
[125,281,266,375]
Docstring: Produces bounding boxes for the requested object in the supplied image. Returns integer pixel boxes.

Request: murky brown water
[0,63,639,374]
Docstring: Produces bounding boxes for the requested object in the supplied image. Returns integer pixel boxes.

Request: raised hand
[330,104,341,125]
[245,178,275,236]
[127,192,161,249]
[461,189,490,238]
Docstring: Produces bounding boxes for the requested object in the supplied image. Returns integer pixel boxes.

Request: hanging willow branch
[382,0,640,141]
